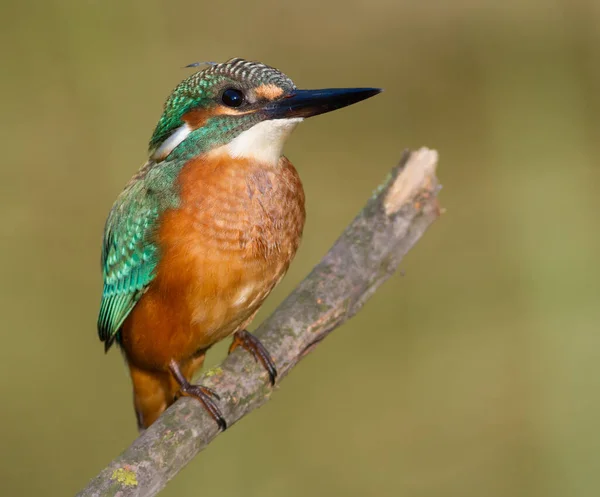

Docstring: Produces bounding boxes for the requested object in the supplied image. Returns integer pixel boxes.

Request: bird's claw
[180,383,227,431]
[229,329,278,386]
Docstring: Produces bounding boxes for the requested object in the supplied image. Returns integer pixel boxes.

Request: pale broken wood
[384,148,439,215]
[76,147,442,497]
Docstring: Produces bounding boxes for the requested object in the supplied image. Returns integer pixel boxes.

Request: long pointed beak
[263,87,382,119]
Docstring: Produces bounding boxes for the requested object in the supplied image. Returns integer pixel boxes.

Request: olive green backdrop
[2,0,599,496]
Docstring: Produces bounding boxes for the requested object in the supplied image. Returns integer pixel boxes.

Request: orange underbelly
[121,254,288,370]
[121,153,305,371]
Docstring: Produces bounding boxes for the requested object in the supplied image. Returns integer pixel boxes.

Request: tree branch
[76,147,442,497]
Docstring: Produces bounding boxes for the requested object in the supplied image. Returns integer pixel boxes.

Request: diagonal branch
[76,147,442,497]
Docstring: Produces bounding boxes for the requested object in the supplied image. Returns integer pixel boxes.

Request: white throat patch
[224,118,303,165]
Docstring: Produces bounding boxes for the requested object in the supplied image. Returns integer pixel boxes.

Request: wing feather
[98,179,160,350]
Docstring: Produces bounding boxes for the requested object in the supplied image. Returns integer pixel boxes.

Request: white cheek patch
[225,118,303,165]
[151,123,192,162]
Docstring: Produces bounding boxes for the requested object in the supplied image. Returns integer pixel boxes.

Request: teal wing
[98,182,161,351]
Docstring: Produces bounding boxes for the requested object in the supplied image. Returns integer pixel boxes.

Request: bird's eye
[221,88,244,108]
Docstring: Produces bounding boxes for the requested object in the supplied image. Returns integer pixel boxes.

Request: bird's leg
[168,359,227,431]
[229,330,278,385]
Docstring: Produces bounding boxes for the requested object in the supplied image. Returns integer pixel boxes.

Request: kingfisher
[98,57,380,430]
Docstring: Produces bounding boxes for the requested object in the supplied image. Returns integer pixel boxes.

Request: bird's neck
[151,117,303,167]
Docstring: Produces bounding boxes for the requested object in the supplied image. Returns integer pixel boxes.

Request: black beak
[263,87,382,119]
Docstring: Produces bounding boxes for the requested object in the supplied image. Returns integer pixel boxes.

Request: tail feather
[129,366,175,430]
[128,352,207,430]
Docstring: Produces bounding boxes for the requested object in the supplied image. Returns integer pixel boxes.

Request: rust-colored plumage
[121,153,305,427]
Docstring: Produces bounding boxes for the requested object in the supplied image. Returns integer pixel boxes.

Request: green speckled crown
[149,58,296,152]
[190,58,295,90]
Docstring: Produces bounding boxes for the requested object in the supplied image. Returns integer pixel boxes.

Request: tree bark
[76,147,442,497]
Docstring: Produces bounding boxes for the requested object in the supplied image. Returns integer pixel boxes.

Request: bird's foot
[229,329,277,386]
[169,360,227,431]
[179,384,226,431]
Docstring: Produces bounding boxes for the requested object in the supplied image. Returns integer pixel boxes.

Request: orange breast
[121,153,305,371]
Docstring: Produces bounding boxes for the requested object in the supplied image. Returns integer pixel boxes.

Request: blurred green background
[2,0,600,496]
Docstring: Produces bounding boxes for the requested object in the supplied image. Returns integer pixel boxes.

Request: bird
[98,57,381,430]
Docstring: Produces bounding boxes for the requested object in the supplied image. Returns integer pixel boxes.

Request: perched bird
[98,57,380,430]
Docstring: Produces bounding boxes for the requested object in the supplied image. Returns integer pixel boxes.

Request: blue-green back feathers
[98,175,161,350]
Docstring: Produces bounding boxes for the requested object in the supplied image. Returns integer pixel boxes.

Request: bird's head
[149,57,381,164]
